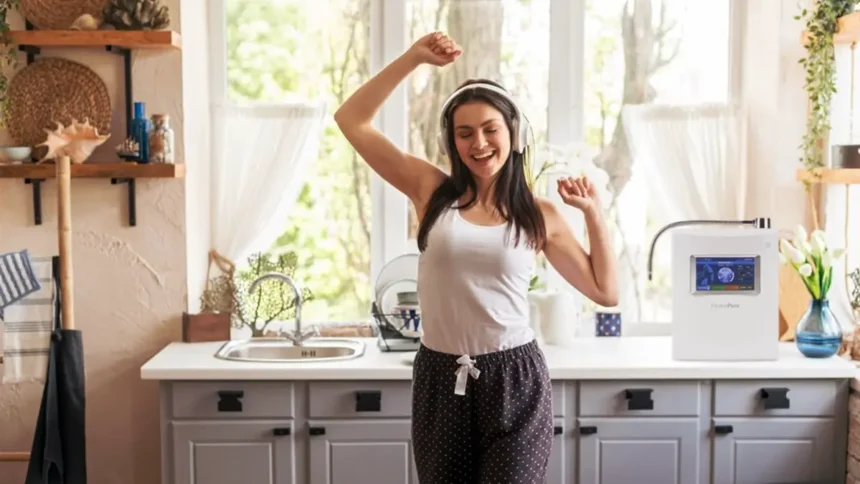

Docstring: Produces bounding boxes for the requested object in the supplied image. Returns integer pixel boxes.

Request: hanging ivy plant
[796,0,860,181]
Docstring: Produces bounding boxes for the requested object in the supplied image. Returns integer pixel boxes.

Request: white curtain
[622,103,749,222]
[210,101,327,265]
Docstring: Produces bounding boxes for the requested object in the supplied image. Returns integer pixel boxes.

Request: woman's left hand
[557,176,601,213]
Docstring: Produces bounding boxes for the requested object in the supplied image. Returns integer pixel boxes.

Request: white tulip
[798,263,813,277]
[779,252,788,265]
[832,248,846,259]
[811,231,827,255]
[780,239,806,264]
[822,252,832,269]
[794,225,808,243]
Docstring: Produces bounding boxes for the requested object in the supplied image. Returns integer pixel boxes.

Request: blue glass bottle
[130,102,153,163]
[795,299,843,358]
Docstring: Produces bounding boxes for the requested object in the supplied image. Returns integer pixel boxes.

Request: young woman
[335,31,618,483]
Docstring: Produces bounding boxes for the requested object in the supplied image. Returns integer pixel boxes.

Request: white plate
[374,253,419,305]
[374,253,419,331]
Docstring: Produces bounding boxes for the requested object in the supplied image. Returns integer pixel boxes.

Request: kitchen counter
[145,336,856,483]
[139,335,857,381]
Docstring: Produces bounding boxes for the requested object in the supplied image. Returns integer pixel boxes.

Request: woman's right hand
[408,31,462,67]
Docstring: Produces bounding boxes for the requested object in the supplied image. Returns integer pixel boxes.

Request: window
[224,0,373,321]
[211,0,740,325]
[582,0,732,322]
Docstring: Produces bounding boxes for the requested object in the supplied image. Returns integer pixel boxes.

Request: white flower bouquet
[779,225,845,301]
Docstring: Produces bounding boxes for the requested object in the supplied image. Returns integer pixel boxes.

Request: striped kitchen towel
[0,249,42,310]
[1,255,53,384]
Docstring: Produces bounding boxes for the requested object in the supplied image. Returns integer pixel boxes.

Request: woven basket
[20,0,109,30]
[7,57,112,149]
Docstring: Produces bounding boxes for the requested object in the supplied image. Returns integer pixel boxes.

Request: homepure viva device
[647,218,780,361]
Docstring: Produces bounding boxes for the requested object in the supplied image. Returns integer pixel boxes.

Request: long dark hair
[417,78,546,252]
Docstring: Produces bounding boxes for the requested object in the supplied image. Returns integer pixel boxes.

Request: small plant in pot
[200,251,315,338]
[779,225,847,357]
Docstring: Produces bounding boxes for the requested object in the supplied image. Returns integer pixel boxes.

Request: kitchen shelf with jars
[0,1,181,227]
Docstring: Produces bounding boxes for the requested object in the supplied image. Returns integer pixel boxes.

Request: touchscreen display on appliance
[693,256,756,292]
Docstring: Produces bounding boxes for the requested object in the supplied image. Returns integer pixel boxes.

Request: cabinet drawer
[169,381,294,419]
[309,381,413,418]
[714,380,839,416]
[579,380,703,416]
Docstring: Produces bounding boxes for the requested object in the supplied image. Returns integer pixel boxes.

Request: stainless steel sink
[214,337,366,363]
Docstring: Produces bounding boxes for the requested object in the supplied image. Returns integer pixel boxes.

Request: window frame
[208,0,746,310]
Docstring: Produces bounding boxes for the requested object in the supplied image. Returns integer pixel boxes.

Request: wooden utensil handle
[57,156,74,330]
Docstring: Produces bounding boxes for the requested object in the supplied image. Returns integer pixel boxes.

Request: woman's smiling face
[451,101,511,180]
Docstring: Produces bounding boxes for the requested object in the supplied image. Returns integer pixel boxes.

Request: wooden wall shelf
[0,25,183,228]
[0,162,185,226]
[4,29,181,49]
[0,162,185,179]
[796,168,860,185]
[801,11,860,45]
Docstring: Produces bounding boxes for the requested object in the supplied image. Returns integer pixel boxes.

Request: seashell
[69,14,101,31]
[36,118,110,164]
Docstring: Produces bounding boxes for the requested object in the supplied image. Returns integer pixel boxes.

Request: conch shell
[36,118,110,164]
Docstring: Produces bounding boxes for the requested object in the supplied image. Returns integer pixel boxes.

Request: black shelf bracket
[18,21,44,225]
[106,45,138,227]
[23,177,44,225]
[110,177,137,227]
[105,45,133,137]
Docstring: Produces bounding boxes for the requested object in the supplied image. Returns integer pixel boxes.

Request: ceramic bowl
[0,146,32,163]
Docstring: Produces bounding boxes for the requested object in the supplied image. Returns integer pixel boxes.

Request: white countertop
[139,336,858,381]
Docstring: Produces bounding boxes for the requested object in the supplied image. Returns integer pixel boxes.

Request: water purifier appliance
[647,218,779,361]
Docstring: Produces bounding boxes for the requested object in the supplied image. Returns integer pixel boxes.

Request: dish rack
[371,301,421,352]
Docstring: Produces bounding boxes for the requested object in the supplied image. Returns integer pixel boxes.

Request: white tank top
[417,204,537,356]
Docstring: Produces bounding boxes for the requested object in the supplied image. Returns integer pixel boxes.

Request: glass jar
[795,299,843,358]
[148,114,175,164]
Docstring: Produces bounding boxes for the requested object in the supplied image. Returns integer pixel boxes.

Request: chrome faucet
[248,272,317,345]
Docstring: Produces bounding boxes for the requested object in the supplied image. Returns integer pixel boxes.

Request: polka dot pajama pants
[411,340,554,483]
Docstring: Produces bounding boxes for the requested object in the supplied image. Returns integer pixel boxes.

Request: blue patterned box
[595,311,621,337]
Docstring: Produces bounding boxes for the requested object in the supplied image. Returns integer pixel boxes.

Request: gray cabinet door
[712,417,836,484]
[547,418,571,484]
[578,417,701,484]
[171,419,295,484]
[308,419,418,484]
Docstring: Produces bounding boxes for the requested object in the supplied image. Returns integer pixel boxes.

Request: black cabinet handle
[355,390,382,412]
[624,388,654,411]
[760,388,790,410]
[553,426,563,436]
[579,425,597,435]
[309,426,326,436]
[272,427,291,436]
[217,390,244,412]
[713,425,733,435]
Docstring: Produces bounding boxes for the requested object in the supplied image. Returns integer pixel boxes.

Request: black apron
[25,256,87,484]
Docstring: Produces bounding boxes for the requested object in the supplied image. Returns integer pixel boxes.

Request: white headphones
[436,82,533,156]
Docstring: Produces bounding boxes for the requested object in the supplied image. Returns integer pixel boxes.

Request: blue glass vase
[795,299,843,358]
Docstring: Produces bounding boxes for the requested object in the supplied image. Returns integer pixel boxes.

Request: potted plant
[779,225,847,357]
[796,0,860,184]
